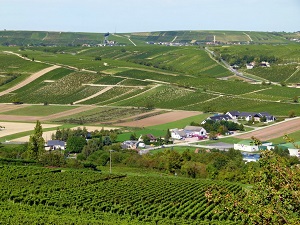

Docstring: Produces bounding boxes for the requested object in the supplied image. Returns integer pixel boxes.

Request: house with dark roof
[226,111,276,122]
[46,140,66,150]
[201,114,232,124]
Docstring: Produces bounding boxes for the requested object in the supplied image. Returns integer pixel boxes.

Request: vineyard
[0,165,243,224]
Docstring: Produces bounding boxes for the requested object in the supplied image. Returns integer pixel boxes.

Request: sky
[1,0,299,33]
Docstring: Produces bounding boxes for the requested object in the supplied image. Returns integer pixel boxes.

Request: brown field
[12,125,119,142]
[0,104,27,113]
[236,117,300,141]
[115,110,202,127]
[0,122,59,139]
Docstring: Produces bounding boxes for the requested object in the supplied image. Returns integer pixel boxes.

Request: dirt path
[0,65,60,97]
[236,117,300,141]
[74,87,114,104]
[115,110,202,127]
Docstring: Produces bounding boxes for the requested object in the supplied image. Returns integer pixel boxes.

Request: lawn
[268,129,300,144]
[117,113,211,142]
[150,146,199,154]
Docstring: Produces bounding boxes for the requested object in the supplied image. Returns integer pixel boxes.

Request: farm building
[274,142,300,157]
[234,140,273,152]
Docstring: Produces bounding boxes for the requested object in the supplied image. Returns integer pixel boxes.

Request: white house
[184,126,207,137]
[170,128,187,140]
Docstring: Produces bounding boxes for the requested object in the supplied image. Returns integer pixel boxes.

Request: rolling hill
[0,30,299,117]
[0,30,298,47]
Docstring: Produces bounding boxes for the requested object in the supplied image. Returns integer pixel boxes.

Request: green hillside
[0,30,297,47]
[0,40,299,116]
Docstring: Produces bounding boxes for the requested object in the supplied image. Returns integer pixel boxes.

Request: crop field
[0,72,102,104]
[115,110,202,128]
[0,105,77,117]
[129,30,289,44]
[52,107,151,124]
[111,85,214,109]
[93,75,125,85]
[0,43,299,117]
[249,65,298,82]
[0,165,243,224]
[181,95,300,116]
[0,52,48,74]
[80,87,139,105]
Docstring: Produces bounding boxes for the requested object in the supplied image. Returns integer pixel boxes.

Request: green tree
[129,133,138,140]
[288,110,296,118]
[209,131,218,140]
[164,129,171,144]
[102,136,112,146]
[207,150,300,224]
[24,120,45,160]
[293,96,298,103]
[82,139,101,159]
[142,135,150,145]
[66,136,86,153]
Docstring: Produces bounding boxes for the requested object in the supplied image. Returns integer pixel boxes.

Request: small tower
[103,32,110,45]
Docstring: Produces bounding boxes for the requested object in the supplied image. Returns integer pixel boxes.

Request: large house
[184,126,207,137]
[201,114,232,124]
[170,126,207,140]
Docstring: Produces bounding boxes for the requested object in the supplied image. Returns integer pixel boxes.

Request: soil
[236,117,300,141]
[114,110,202,127]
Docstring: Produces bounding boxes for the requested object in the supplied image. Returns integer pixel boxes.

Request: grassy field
[52,107,150,125]
[116,114,210,142]
[268,130,300,144]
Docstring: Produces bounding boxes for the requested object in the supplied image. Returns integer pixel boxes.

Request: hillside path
[73,86,114,104]
[0,65,60,97]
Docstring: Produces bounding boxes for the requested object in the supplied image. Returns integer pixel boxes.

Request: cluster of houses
[202,111,276,124]
[246,61,270,69]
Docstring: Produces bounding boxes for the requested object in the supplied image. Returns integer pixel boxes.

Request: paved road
[205,47,258,82]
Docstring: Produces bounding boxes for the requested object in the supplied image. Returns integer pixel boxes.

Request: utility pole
[109,150,114,174]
